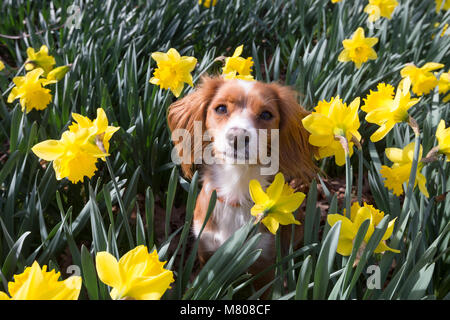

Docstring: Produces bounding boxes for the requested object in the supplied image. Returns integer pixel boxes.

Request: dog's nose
[226,127,250,149]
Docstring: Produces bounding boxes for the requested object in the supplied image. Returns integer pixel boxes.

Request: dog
[167,76,317,292]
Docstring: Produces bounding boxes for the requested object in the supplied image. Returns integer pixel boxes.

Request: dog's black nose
[226,127,250,150]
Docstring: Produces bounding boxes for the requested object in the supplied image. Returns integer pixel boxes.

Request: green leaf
[1,231,31,280]
[313,221,341,299]
[81,245,100,301]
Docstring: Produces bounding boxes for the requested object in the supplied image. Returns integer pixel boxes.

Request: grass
[0,0,449,300]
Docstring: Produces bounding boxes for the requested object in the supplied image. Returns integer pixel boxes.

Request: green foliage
[0,0,449,300]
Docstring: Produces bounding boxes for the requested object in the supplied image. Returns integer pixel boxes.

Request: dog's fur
[167,76,317,292]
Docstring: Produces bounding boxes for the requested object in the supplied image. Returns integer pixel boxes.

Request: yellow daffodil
[338,27,378,69]
[437,69,450,102]
[400,62,444,96]
[0,261,81,300]
[436,120,450,161]
[150,48,197,98]
[327,202,400,256]
[7,68,57,113]
[32,109,118,183]
[362,78,420,142]
[380,141,429,197]
[331,0,342,3]
[25,45,56,75]
[222,45,255,81]
[68,108,120,159]
[199,0,217,8]
[302,96,361,166]
[249,173,305,235]
[96,246,174,300]
[0,60,4,71]
[364,0,398,22]
[435,0,450,12]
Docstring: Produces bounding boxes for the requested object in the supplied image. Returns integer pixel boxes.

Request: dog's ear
[269,83,318,184]
[167,76,224,179]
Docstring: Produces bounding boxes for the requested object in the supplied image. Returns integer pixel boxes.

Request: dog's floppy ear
[167,76,224,179]
[269,83,318,184]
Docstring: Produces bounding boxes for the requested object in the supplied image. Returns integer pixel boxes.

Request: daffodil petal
[249,179,270,204]
[374,240,400,253]
[266,173,285,201]
[382,217,397,241]
[327,214,356,240]
[336,238,355,256]
[0,291,10,300]
[261,216,280,235]
[96,251,122,289]
[271,192,305,213]
[269,211,301,226]
[32,140,65,161]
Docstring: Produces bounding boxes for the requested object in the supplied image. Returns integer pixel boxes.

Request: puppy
[167,76,317,292]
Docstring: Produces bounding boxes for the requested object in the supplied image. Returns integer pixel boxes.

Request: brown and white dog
[167,76,317,290]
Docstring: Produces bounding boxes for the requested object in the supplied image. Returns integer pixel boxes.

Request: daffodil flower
[150,48,197,98]
[338,27,378,69]
[0,261,81,300]
[436,120,450,161]
[327,202,400,256]
[364,0,398,22]
[95,246,174,300]
[68,108,120,159]
[249,173,305,235]
[362,78,420,142]
[199,0,217,8]
[400,62,444,96]
[0,60,5,71]
[32,108,119,183]
[222,45,255,81]
[302,96,361,166]
[25,45,56,75]
[7,68,57,113]
[380,141,429,197]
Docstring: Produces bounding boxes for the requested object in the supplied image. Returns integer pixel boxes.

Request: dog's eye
[259,111,273,121]
[215,105,227,114]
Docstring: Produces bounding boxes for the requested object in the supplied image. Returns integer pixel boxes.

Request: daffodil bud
[46,65,71,81]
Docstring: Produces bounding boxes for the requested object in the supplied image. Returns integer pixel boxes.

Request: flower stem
[345,152,352,218]
[105,157,134,248]
[273,229,283,299]
[335,135,352,217]
[357,148,363,205]
[351,135,363,205]
[399,133,420,232]
[380,131,421,283]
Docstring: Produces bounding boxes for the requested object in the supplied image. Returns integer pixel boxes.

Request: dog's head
[167,76,317,182]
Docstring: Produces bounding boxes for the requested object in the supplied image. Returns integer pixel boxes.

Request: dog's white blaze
[237,79,254,95]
